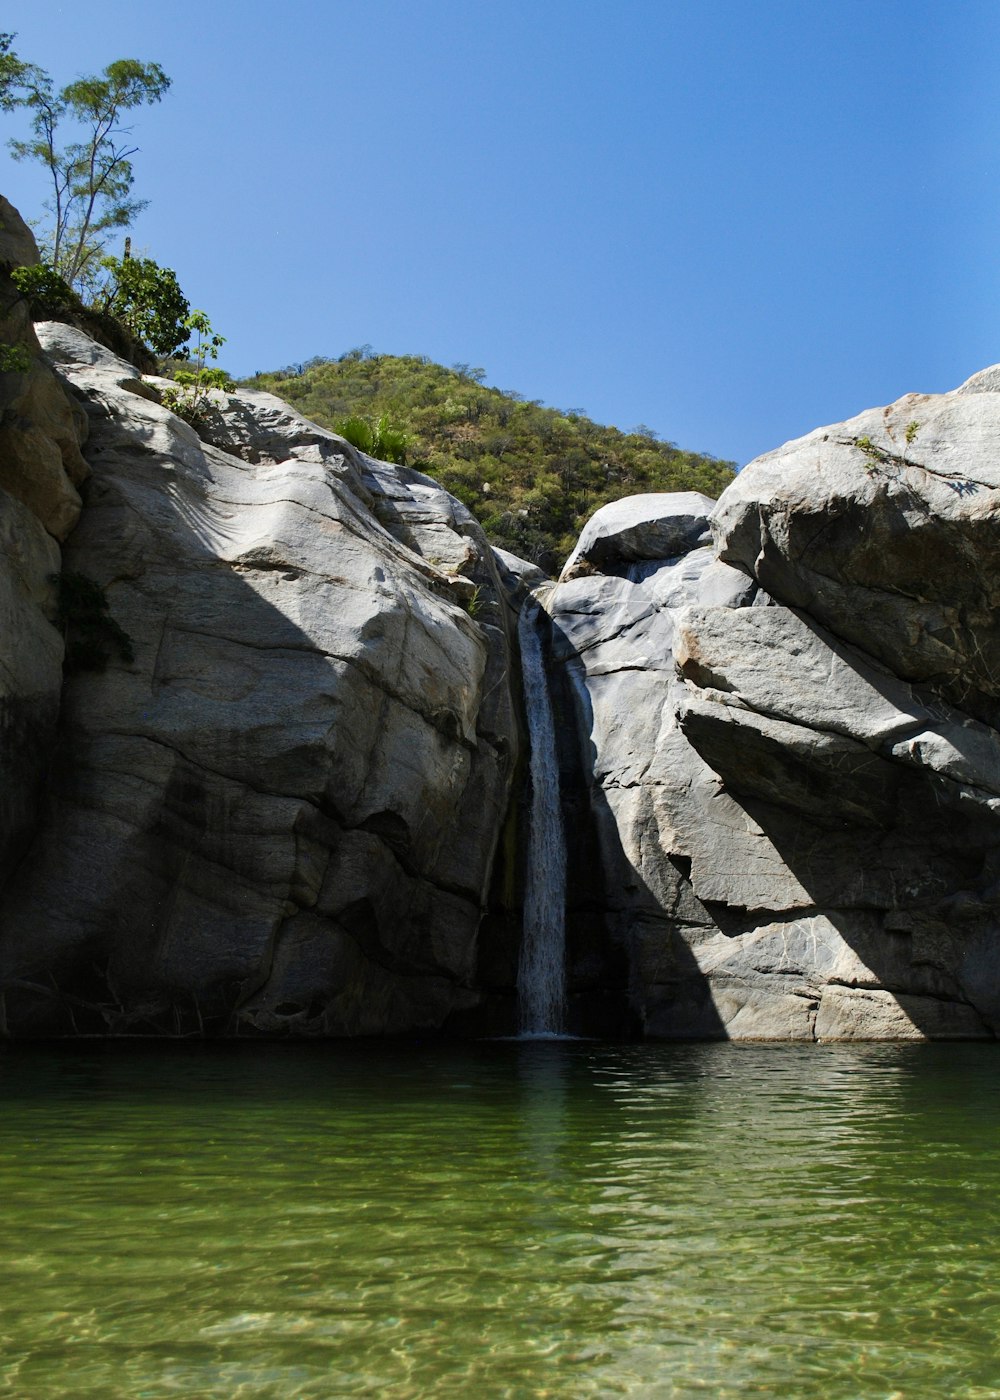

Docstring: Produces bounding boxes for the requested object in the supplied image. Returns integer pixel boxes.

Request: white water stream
[516,596,568,1036]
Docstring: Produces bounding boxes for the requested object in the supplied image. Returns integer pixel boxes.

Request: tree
[97,251,191,356]
[6,48,170,290]
[0,33,29,108]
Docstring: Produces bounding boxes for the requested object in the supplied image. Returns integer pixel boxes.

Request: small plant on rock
[334,410,410,464]
[161,309,233,422]
[0,341,32,372]
[856,435,886,473]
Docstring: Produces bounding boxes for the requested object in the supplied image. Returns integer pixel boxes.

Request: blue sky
[2,0,997,468]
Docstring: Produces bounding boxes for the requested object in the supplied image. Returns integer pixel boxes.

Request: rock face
[560,491,715,580]
[545,373,1000,1040]
[0,322,519,1037]
[0,199,90,887]
[0,201,90,539]
[713,378,1000,727]
[4,167,999,1042]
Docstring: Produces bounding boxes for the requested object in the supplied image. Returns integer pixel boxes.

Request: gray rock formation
[560,490,715,580]
[4,166,999,1042]
[0,200,90,886]
[713,378,1000,727]
[0,321,519,1037]
[544,372,1000,1040]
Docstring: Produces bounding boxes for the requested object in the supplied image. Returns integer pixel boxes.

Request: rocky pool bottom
[0,1041,998,1399]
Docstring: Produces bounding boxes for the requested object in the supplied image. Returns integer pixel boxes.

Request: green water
[1,1042,999,1399]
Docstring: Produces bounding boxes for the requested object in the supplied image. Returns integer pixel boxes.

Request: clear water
[1,1041,999,1399]
[517,598,568,1036]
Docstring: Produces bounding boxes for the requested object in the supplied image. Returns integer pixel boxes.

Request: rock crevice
[542,380,1000,1039]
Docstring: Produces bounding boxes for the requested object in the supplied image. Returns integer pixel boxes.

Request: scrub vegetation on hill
[248,350,737,572]
[1,35,735,573]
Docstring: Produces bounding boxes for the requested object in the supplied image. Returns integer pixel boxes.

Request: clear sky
[2,0,998,467]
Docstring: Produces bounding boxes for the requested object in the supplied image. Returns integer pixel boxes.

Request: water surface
[1,1041,998,1398]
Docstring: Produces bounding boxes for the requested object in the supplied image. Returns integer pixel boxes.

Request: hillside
[244,351,737,572]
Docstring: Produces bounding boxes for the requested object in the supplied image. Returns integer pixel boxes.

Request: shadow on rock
[0,327,519,1040]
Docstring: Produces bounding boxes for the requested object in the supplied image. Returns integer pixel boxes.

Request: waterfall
[517,596,568,1036]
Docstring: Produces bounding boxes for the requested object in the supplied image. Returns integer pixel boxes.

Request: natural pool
[0,1041,998,1399]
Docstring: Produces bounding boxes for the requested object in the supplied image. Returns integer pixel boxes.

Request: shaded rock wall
[0,321,520,1037]
[0,198,90,886]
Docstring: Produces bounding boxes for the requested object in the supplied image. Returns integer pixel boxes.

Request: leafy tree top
[3,35,169,289]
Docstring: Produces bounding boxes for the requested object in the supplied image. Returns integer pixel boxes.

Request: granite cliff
[548,383,1000,1039]
[0,199,521,1036]
[4,185,1000,1040]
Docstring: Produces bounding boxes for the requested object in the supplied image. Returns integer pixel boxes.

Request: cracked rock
[0,318,519,1037]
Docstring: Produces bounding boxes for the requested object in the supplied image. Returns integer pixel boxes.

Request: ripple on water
[0,1041,998,1397]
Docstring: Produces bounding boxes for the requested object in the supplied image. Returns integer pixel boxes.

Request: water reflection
[517,1040,569,1180]
[0,1043,997,1397]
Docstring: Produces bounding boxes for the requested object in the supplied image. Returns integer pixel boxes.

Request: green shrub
[100,254,190,356]
[10,263,80,318]
[0,341,32,372]
[335,413,375,454]
[335,410,409,464]
[160,310,232,422]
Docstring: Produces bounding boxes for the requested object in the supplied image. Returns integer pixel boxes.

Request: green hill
[245,350,737,573]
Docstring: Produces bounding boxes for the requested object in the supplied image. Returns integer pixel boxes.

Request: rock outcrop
[0,199,90,886]
[4,168,1000,1041]
[560,491,715,580]
[544,376,1000,1040]
[713,379,1000,727]
[0,320,519,1037]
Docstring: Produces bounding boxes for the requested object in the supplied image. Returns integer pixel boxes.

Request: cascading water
[516,595,568,1036]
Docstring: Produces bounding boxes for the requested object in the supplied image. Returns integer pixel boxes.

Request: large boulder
[0,195,38,269]
[547,409,1000,1039]
[0,323,520,1037]
[712,371,1000,727]
[0,212,90,541]
[560,491,715,580]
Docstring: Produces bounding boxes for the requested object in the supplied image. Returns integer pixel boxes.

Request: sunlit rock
[0,319,520,1037]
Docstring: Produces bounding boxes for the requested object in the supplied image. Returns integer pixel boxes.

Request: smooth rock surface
[0,250,90,541]
[0,325,520,1037]
[0,208,86,888]
[0,194,38,270]
[548,439,1000,1039]
[712,376,1000,726]
[0,490,64,884]
[560,491,715,580]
